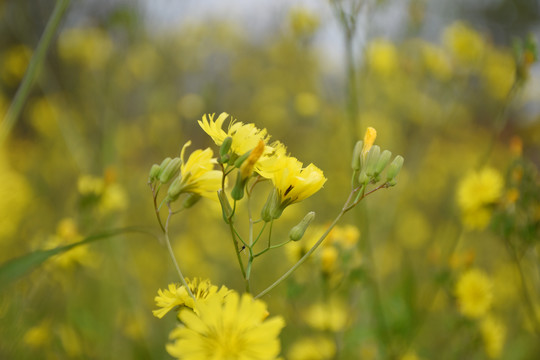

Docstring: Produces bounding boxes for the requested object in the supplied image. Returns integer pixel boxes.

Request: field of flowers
[1,0,539,359]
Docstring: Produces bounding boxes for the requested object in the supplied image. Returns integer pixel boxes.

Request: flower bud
[231,172,247,200]
[218,189,234,223]
[167,176,184,202]
[261,188,279,222]
[351,140,363,171]
[386,155,404,182]
[374,150,392,175]
[358,170,369,185]
[182,193,201,209]
[159,157,181,184]
[220,137,233,158]
[148,164,161,182]
[234,150,252,169]
[364,145,381,176]
[289,211,315,241]
[361,127,377,160]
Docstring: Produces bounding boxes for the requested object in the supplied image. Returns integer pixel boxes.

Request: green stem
[0,0,71,145]
[164,206,195,300]
[254,190,356,299]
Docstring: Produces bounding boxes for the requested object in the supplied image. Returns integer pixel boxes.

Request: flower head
[166,291,285,360]
[480,315,506,359]
[153,278,229,319]
[455,268,493,319]
[169,141,222,199]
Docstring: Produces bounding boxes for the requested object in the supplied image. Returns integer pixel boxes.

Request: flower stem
[164,206,195,300]
[0,0,71,145]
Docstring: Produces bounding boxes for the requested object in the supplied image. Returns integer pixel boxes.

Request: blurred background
[1,0,539,359]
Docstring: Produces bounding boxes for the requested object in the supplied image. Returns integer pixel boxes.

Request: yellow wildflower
[421,42,452,81]
[480,316,506,359]
[288,336,336,360]
[457,168,503,230]
[482,49,516,100]
[172,141,222,199]
[267,155,326,208]
[455,269,493,319]
[443,21,485,65]
[57,27,113,70]
[1,44,32,85]
[153,278,229,318]
[303,297,348,332]
[361,127,377,161]
[366,39,399,76]
[167,291,285,360]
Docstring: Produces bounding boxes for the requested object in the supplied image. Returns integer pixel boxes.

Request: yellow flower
[366,39,399,76]
[480,315,506,359]
[361,127,377,163]
[153,278,229,319]
[166,291,285,360]
[288,336,336,360]
[455,269,493,319]
[198,113,271,156]
[457,168,503,230]
[303,297,348,332]
[173,141,222,199]
[57,27,113,70]
[268,155,326,208]
[421,42,452,81]
[443,21,485,65]
[482,49,516,100]
[23,320,52,348]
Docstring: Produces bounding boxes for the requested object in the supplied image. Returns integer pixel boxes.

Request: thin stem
[251,222,267,248]
[164,205,195,300]
[228,221,247,279]
[0,0,71,145]
[149,183,166,233]
[254,239,291,258]
[254,190,356,299]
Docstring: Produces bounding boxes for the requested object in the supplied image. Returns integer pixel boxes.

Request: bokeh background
[1,0,540,359]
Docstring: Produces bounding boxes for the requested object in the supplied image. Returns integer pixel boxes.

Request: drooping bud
[289,211,315,241]
[231,172,247,200]
[351,140,363,171]
[159,157,182,184]
[219,137,233,163]
[374,150,392,175]
[386,155,404,182]
[261,188,280,222]
[218,189,234,223]
[364,145,381,176]
[182,193,201,209]
[148,164,161,182]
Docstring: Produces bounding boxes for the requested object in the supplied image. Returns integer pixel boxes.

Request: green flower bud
[159,157,172,169]
[289,211,315,241]
[261,188,280,222]
[159,157,181,184]
[358,170,369,185]
[167,176,184,202]
[220,137,233,157]
[218,189,234,223]
[364,145,381,176]
[182,193,201,209]
[374,150,392,175]
[231,172,247,200]
[148,164,161,182]
[233,150,252,168]
[386,155,404,182]
[351,140,363,171]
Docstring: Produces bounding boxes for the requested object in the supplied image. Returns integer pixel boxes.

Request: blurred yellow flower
[167,291,285,360]
[153,278,229,318]
[400,350,421,360]
[288,336,336,360]
[366,39,399,76]
[420,42,452,81]
[455,268,493,319]
[482,49,516,100]
[457,168,503,230]
[443,21,485,65]
[289,8,320,37]
[23,320,52,348]
[303,297,348,331]
[320,246,338,274]
[1,44,32,85]
[58,27,113,70]
[480,316,506,359]
[294,92,320,116]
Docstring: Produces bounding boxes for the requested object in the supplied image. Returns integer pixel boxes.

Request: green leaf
[0,227,156,289]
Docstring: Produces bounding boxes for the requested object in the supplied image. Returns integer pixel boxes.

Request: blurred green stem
[0,0,71,145]
[164,205,195,300]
